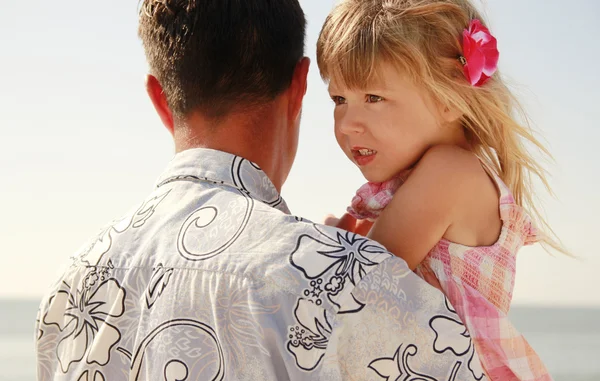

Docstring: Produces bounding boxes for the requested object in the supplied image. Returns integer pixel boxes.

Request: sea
[1,299,599,381]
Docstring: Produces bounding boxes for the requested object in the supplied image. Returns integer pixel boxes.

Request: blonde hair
[317,0,566,254]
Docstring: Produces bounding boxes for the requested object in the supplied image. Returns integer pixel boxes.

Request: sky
[1,0,598,305]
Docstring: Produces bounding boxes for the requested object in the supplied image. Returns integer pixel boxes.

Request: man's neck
[172,106,290,193]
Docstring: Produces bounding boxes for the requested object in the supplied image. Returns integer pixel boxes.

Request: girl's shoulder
[415,145,482,177]
[414,145,503,248]
[417,145,538,249]
[413,145,496,210]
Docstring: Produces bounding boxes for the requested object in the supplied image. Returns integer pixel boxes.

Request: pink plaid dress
[349,171,552,381]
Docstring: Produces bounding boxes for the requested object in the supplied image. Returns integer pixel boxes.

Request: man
[35,1,482,380]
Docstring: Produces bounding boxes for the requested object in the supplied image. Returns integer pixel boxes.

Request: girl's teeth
[359,149,376,156]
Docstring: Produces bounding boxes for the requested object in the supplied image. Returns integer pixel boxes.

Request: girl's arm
[368,145,498,269]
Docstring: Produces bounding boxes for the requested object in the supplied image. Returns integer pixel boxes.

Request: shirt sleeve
[318,256,486,381]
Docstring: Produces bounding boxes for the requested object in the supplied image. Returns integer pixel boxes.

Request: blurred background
[1,0,598,380]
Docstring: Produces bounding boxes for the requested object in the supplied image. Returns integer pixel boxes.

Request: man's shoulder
[64,182,399,309]
[253,218,398,312]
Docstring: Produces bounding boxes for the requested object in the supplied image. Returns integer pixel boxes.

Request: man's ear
[145,75,175,135]
[288,57,310,122]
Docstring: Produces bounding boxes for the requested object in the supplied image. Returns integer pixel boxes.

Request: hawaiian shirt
[35,148,484,381]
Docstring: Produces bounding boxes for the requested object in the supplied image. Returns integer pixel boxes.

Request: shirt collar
[155,148,289,214]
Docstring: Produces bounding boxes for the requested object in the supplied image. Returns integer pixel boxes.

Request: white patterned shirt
[35,148,484,381]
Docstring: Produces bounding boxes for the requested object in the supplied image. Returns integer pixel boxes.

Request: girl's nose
[336,107,365,135]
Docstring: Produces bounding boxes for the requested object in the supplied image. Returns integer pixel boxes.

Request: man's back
[36,149,483,380]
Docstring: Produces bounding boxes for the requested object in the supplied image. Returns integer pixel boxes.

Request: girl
[317,0,559,380]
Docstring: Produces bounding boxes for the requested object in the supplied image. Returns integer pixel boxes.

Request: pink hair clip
[458,19,500,87]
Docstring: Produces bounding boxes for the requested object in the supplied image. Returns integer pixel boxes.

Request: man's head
[138,0,309,190]
[139,0,306,120]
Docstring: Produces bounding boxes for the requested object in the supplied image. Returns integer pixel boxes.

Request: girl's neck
[438,122,472,151]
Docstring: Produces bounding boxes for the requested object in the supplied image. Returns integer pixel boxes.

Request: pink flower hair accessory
[459,19,499,87]
[347,177,404,221]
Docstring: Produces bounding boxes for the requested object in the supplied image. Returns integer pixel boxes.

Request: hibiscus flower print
[42,266,126,373]
[290,225,390,286]
[287,225,391,371]
[369,344,437,381]
[429,298,485,380]
[77,370,106,381]
[290,224,391,317]
[286,298,333,371]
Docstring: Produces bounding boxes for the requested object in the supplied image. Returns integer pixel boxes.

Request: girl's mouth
[351,147,378,166]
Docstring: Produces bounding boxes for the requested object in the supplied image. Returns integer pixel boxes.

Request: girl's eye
[367,94,384,103]
[331,96,347,105]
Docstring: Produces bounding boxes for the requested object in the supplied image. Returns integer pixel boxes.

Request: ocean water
[2,299,599,381]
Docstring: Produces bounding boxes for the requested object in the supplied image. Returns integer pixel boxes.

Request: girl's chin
[361,171,390,184]
[361,168,405,184]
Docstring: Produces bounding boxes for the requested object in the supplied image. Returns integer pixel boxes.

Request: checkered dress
[349,171,552,381]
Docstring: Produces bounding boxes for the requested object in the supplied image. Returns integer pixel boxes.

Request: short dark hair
[139,0,306,119]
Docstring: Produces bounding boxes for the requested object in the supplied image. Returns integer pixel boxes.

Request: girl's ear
[440,103,463,125]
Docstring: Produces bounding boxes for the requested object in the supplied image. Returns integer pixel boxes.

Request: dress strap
[478,159,540,245]
[478,159,515,205]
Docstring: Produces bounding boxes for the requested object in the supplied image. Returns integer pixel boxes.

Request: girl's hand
[323,213,374,236]
[323,214,340,227]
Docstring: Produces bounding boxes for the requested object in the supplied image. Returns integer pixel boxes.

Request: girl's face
[329,63,465,183]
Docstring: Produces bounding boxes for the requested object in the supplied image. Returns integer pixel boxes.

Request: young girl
[317,1,558,380]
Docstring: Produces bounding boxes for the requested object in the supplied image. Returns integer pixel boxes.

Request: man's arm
[318,256,485,381]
